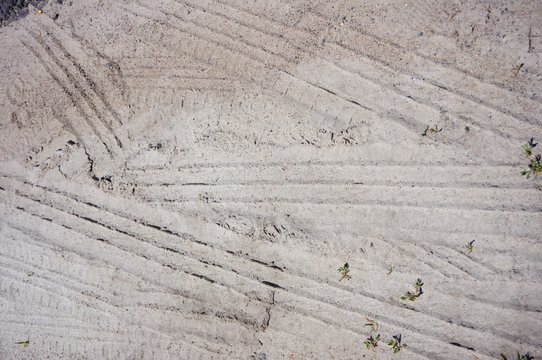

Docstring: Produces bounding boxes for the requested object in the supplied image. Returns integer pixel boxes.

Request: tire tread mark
[317,53,527,142]
[26,28,123,148]
[0,176,533,355]
[2,204,433,357]
[46,30,125,128]
[0,216,253,356]
[172,0,309,58]
[148,1,296,65]
[67,19,129,102]
[120,4,280,71]
[0,212,438,360]
[215,0,542,126]
[329,38,542,129]
[0,253,257,345]
[20,39,114,158]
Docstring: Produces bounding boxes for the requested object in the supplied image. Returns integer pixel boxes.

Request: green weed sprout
[15,341,30,347]
[401,278,423,301]
[363,334,380,350]
[521,138,542,178]
[501,352,533,360]
[387,334,406,353]
[338,263,351,281]
[465,240,475,254]
[421,124,443,137]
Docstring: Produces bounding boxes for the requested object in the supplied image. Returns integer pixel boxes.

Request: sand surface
[0,0,541,359]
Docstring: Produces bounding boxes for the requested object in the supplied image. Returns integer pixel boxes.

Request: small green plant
[387,334,406,353]
[401,278,423,301]
[401,291,418,301]
[521,138,542,178]
[363,334,380,350]
[387,265,395,276]
[501,352,533,360]
[421,124,443,137]
[338,263,351,281]
[15,340,30,347]
[465,240,475,254]
[364,318,378,332]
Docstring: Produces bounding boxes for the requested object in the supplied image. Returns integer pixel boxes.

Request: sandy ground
[0,0,541,359]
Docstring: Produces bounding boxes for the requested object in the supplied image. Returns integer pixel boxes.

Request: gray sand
[0,0,541,359]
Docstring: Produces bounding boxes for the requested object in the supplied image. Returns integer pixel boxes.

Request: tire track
[1,176,537,356]
[168,0,304,64]
[329,33,542,129]
[144,152,519,170]
[19,39,115,159]
[119,4,279,72]
[0,312,102,333]
[174,0,314,54]
[132,182,542,213]
[218,0,542,124]
[0,187,276,326]
[1,222,269,342]
[416,244,479,281]
[5,195,262,313]
[25,28,124,150]
[304,54,537,146]
[2,186,476,358]
[0,326,211,360]
[119,0,527,146]
[4,172,540,282]
[46,30,125,128]
[67,19,128,103]
[0,314,141,346]
[151,197,542,283]
[2,2,541,358]
[215,0,321,37]
[2,203,418,358]
[0,320,136,346]
[280,68,421,134]
[0,218,252,357]
[33,15,126,129]
[120,2,385,134]
[119,165,532,190]
[1,224,228,316]
[146,190,542,216]
[0,210,530,359]
[324,44,540,143]
[1,175,488,285]
[440,244,503,276]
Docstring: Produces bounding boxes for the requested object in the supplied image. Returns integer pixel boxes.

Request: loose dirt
[0,0,541,359]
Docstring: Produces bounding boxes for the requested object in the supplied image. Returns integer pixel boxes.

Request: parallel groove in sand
[2,175,540,358]
[219,0,542,119]
[217,0,542,128]
[24,29,124,153]
[2,0,541,358]
[19,38,116,159]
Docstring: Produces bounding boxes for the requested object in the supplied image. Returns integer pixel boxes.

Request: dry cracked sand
[0,0,542,359]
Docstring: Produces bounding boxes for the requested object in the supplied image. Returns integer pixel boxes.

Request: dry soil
[0,0,541,359]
